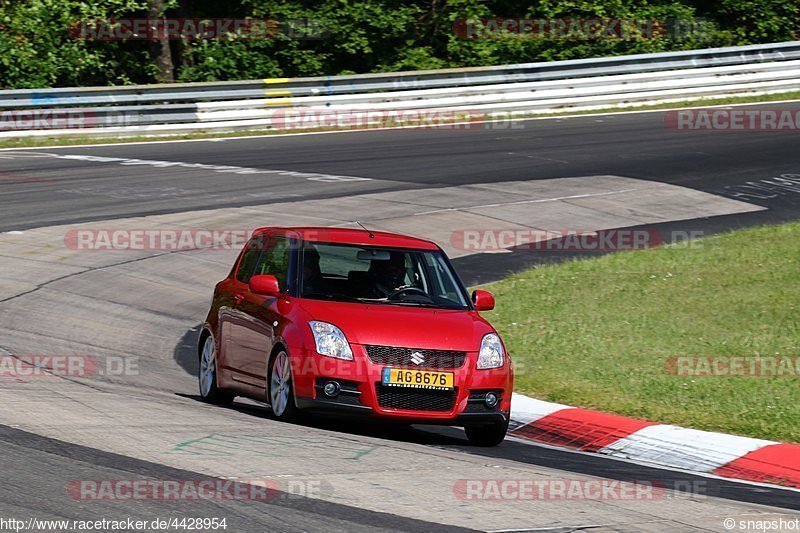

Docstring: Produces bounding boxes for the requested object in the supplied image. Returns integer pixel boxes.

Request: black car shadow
[174,323,203,377]
[175,391,467,447]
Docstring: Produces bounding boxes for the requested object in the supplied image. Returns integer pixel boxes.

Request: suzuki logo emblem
[410,351,425,365]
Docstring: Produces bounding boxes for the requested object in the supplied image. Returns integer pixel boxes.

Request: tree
[147,0,174,82]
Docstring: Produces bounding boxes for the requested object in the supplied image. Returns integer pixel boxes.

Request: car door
[228,233,293,388]
[218,233,265,383]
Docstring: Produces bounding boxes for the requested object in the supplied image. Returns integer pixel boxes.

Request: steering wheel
[388,286,430,300]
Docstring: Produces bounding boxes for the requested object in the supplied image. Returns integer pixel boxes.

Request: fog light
[323,381,341,398]
[484,392,499,408]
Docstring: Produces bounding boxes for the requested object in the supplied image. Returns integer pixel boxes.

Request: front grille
[376,385,457,412]
[365,345,466,369]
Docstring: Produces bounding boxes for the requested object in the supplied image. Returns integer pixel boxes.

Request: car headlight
[477,333,504,369]
[309,321,353,360]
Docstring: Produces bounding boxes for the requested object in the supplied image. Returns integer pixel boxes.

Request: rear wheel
[465,419,509,447]
[199,334,234,405]
[269,350,298,421]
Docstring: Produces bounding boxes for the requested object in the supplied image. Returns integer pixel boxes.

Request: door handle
[233,294,244,303]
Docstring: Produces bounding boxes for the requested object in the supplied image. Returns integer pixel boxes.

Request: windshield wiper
[305,294,464,309]
[378,300,444,308]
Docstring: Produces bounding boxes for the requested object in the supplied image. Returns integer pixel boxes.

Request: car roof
[253,226,440,250]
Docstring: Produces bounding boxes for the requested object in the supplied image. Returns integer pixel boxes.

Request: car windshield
[300,242,470,310]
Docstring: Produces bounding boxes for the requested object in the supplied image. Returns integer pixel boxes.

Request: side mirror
[249,274,280,296]
[472,289,495,311]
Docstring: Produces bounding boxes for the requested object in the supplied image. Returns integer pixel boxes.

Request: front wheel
[199,334,234,405]
[465,419,509,447]
[269,350,298,421]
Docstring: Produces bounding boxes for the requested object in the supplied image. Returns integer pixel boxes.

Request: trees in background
[0,0,796,89]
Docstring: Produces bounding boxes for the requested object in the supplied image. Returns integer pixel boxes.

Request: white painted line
[1,97,799,152]
[1,152,372,182]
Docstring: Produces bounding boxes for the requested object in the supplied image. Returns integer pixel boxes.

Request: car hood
[297,299,494,351]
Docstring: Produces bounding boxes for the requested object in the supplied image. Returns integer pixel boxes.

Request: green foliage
[0,0,797,88]
[0,0,155,88]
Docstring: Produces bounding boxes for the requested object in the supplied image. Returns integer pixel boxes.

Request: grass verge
[485,222,800,443]
[1,90,799,150]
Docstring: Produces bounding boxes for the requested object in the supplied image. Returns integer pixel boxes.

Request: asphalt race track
[3,102,800,231]
[1,103,800,531]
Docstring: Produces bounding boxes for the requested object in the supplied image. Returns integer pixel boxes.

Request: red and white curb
[509,393,800,489]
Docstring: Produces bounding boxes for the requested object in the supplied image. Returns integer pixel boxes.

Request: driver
[369,252,407,297]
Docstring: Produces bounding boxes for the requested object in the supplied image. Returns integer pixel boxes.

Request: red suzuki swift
[199,227,513,446]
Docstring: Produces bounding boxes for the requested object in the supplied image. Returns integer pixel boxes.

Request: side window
[253,237,291,290]
[235,235,266,283]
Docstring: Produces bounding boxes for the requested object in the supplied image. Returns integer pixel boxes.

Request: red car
[198,227,513,446]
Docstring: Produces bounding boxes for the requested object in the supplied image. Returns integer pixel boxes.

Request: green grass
[1,90,799,150]
[484,223,800,443]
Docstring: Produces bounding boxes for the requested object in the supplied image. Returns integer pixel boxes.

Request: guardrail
[2,40,800,139]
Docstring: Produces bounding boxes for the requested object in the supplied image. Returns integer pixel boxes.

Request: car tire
[465,419,509,447]
[268,349,298,421]
[198,334,234,405]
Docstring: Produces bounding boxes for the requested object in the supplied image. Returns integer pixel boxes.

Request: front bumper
[295,395,508,426]
[291,343,513,426]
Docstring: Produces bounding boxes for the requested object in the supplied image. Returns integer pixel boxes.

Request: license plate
[381,368,454,390]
